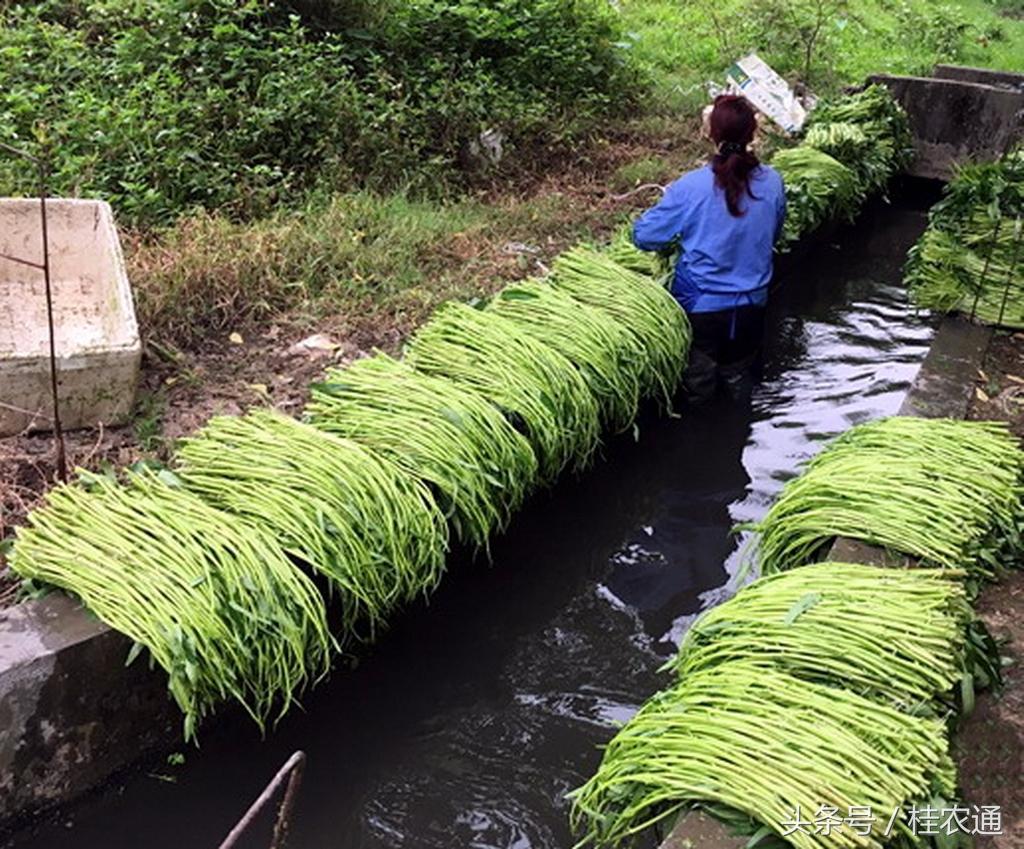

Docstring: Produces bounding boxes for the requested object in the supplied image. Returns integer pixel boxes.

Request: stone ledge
[932,65,1024,92]
[867,74,1024,180]
[0,593,178,824]
[659,314,994,849]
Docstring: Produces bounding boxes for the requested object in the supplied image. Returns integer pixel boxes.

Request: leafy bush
[0,0,640,226]
[897,2,973,61]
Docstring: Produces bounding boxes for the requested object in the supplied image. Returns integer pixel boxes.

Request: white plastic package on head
[725,53,808,134]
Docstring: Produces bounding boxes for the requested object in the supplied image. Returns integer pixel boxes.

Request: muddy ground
[960,329,1024,849]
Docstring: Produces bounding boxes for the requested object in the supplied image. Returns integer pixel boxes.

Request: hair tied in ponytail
[709,95,760,217]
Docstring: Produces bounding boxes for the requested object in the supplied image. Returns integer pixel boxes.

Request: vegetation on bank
[4,0,1024,352]
[907,150,1024,327]
[0,0,639,226]
[620,0,1024,112]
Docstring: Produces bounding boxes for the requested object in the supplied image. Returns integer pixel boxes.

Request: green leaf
[440,407,465,428]
[783,592,822,624]
[499,288,540,301]
[125,641,145,667]
[960,672,976,716]
[745,825,776,848]
[157,468,184,489]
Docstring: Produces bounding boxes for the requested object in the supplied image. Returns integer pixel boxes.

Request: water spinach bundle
[802,121,894,198]
[673,561,975,707]
[570,661,954,849]
[405,301,601,482]
[550,246,690,408]
[489,280,644,433]
[906,152,1024,327]
[9,468,333,739]
[751,417,1023,576]
[806,84,913,180]
[176,409,448,636]
[307,353,537,550]
[605,223,672,282]
[771,146,862,246]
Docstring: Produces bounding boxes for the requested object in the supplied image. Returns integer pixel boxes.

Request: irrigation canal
[6,192,938,849]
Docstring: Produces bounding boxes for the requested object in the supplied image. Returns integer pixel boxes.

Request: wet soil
[960,329,1024,849]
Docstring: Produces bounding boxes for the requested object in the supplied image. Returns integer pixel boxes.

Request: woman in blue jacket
[633,94,786,401]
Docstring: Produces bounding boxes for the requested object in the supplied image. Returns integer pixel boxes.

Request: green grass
[608,155,676,193]
[618,0,1024,111]
[126,188,614,349]
[120,0,1024,352]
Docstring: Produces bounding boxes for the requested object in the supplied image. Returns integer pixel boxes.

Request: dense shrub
[0,0,640,226]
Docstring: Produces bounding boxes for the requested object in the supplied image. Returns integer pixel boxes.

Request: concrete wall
[867,74,1024,179]
[933,65,1024,92]
[0,594,178,823]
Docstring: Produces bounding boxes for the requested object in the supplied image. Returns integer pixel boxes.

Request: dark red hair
[709,95,760,217]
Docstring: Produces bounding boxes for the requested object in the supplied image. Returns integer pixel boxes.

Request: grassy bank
[620,0,1024,111]
[113,0,1024,350]
[3,0,1023,354]
[0,0,641,226]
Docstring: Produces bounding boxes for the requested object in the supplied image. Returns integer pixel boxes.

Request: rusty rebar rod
[0,138,66,480]
[995,217,1024,328]
[217,751,307,849]
[38,156,67,481]
[969,215,1002,324]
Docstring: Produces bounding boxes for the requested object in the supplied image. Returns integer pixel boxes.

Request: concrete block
[933,65,1024,92]
[0,594,178,823]
[0,198,141,436]
[898,317,992,419]
[867,74,1024,179]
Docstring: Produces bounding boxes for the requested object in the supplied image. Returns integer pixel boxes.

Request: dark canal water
[5,195,937,849]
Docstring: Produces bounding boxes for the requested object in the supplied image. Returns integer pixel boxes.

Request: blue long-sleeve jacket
[633,164,786,314]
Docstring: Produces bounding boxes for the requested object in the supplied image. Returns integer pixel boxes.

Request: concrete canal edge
[659,316,994,849]
[0,317,996,831]
[0,594,179,824]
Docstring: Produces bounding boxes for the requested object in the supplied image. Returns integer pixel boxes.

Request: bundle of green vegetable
[802,121,894,197]
[9,467,333,739]
[906,152,1024,327]
[404,302,601,481]
[176,409,448,635]
[807,84,913,175]
[306,353,537,550]
[771,147,862,246]
[751,417,1023,577]
[673,561,977,708]
[605,223,672,282]
[570,661,955,849]
[489,280,643,433]
[550,247,690,407]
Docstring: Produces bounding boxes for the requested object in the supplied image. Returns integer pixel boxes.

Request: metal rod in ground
[995,217,1023,328]
[217,751,307,849]
[38,155,67,482]
[970,216,1002,323]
